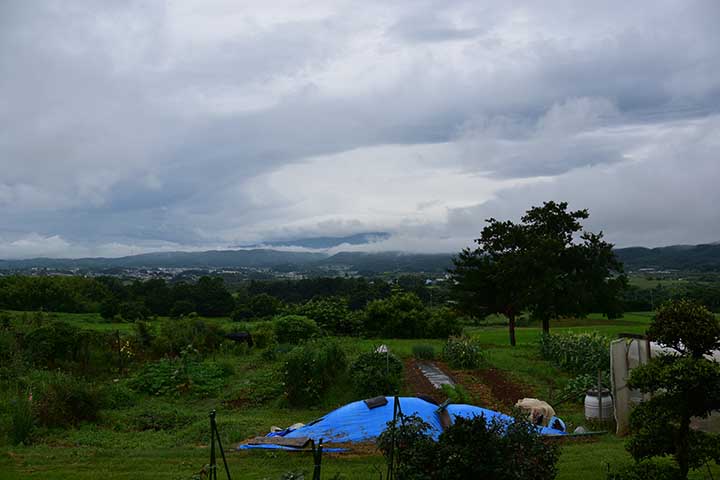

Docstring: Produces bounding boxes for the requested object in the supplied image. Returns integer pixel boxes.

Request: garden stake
[311,438,324,480]
[209,410,232,480]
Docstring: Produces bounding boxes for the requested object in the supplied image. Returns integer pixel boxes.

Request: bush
[364,293,430,338]
[283,339,347,406]
[9,391,34,445]
[251,323,277,348]
[273,315,321,344]
[293,297,357,335]
[557,373,610,403]
[443,336,484,369]
[539,331,610,376]
[412,344,435,361]
[426,308,463,338]
[129,353,229,397]
[28,370,102,427]
[170,300,196,318]
[350,350,403,398]
[377,414,438,480]
[154,318,226,356]
[378,412,560,480]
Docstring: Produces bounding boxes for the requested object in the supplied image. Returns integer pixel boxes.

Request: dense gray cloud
[1,0,719,258]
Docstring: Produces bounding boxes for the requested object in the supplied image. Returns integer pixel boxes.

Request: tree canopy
[450,201,627,344]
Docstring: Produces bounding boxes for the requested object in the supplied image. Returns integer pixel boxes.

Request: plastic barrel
[584,388,613,420]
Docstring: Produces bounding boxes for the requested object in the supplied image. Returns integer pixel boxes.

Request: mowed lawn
[2,311,718,479]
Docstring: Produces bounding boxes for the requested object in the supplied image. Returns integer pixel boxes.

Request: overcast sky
[1,0,719,258]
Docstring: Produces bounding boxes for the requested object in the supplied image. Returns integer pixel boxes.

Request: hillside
[614,243,720,271]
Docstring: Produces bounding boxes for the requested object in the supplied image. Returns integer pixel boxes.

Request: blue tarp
[238,396,564,451]
[446,404,566,436]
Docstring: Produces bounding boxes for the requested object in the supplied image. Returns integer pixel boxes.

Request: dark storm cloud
[1,0,719,257]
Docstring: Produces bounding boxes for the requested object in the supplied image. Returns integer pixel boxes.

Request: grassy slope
[2,311,718,479]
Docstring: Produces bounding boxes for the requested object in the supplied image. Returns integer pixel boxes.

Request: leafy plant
[273,315,321,344]
[443,336,484,369]
[539,331,610,376]
[27,370,102,427]
[412,344,435,361]
[129,355,229,397]
[350,350,403,398]
[283,339,347,406]
[441,384,472,404]
[9,391,34,445]
[378,411,560,480]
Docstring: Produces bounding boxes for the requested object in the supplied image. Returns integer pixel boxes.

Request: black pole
[386,396,402,480]
[209,411,217,480]
[209,410,233,480]
[312,438,323,480]
[215,419,232,480]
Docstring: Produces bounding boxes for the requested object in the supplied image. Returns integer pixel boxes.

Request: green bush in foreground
[283,339,347,407]
[443,336,484,369]
[350,350,403,398]
[378,412,559,480]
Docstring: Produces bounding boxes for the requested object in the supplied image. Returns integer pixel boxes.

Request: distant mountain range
[614,243,720,272]
[0,249,453,274]
[238,232,391,249]
[1,242,720,274]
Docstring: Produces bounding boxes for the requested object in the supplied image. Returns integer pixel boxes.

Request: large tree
[450,201,626,344]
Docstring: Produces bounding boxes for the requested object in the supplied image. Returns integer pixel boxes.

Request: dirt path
[403,359,534,414]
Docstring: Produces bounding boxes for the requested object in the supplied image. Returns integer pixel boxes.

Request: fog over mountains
[2,242,720,273]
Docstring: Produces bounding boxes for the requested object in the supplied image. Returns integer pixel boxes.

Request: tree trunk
[508,313,517,347]
[542,317,550,334]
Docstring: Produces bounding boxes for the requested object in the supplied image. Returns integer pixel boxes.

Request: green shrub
[273,315,321,344]
[426,307,463,338]
[28,371,102,427]
[283,339,347,407]
[606,459,681,480]
[378,412,560,480]
[363,293,430,338]
[292,297,358,335]
[129,355,229,397]
[350,350,403,398]
[251,323,277,348]
[377,414,438,479]
[99,381,137,409]
[557,373,610,403]
[412,344,435,361]
[539,332,610,376]
[443,336,484,369]
[154,318,226,356]
[9,391,34,445]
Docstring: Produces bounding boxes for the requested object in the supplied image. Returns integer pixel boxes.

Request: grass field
[2,311,718,479]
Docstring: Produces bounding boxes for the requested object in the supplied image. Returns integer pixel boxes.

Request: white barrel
[584,388,613,420]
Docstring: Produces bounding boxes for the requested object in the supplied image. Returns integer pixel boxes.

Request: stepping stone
[417,362,454,389]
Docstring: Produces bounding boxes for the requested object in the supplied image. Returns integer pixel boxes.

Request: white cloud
[0,1,719,257]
